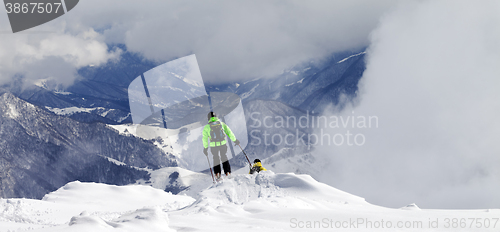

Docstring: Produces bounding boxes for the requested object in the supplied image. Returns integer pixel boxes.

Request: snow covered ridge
[1,171,499,231]
[337,51,367,63]
[46,106,115,117]
[44,106,131,123]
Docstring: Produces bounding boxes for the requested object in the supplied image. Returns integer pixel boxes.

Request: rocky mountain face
[232,50,365,113]
[0,93,176,199]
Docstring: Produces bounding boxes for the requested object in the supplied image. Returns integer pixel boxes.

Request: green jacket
[202,117,237,148]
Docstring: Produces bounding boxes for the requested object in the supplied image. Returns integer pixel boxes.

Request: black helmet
[254,159,261,163]
[207,111,216,120]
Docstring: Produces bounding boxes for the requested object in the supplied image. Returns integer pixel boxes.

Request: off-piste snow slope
[0,169,499,231]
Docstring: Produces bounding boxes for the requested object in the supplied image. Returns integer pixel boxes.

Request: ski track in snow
[0,171,498,231]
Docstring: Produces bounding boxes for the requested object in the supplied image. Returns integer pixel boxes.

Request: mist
[315,0,500,209]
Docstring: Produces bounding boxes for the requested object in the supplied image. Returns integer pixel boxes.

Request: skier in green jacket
[203,112,239,179]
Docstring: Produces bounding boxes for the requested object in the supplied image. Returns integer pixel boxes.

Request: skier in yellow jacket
[203,112,239,179]
[249,159,267,174]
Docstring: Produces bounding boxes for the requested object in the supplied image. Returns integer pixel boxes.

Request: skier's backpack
[209,121,225,142]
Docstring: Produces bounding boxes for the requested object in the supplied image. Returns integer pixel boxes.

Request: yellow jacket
[249,162,267,174]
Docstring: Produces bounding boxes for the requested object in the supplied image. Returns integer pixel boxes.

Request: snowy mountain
[10,47,365,126]
[0,93,177,199]
[1,170,498,231]
[211,49,366,113]
[1,47,367,200]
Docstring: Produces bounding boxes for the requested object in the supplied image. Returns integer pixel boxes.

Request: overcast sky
[0,0,398,87]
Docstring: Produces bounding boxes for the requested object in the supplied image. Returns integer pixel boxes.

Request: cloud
[0,16,121,88]
[315,0,500,209]
[1,0,399,87]
[57,0,398,83]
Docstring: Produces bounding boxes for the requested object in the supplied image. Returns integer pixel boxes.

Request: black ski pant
[211,144,231,175]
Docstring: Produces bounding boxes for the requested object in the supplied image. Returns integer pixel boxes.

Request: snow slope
[0,181,194,231]
[1,171,499,231]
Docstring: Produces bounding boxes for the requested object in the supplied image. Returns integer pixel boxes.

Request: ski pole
[237,144,252,168]
[206,155,215,183]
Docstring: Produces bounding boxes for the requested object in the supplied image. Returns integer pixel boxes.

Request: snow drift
[0,171,499,231]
